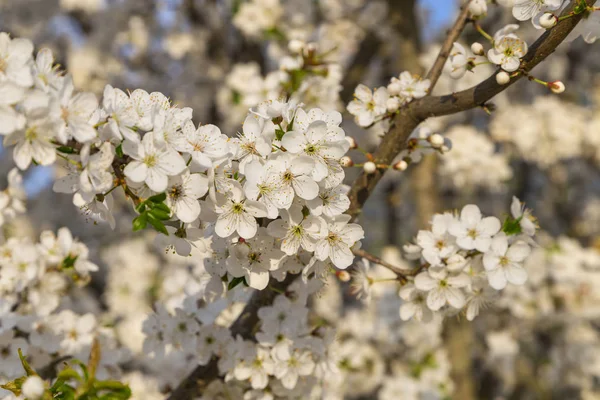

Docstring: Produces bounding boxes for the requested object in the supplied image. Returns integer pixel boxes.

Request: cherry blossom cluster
[217,42,343,130]
[0,31,363,291]
[0,227,130,387]
[142,279,337,397]
[346,72,431,127]
[0,169,25,231]
[399,198,537,322]
[1,227,98,310]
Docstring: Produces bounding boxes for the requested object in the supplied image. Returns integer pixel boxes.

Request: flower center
[467,229,478,239]
[144,154,157,167]
[232,203,244,213]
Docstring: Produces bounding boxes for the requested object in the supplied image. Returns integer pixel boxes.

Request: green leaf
[228,276,246,291]
[148,208,170,221]
[1,376,26,395]
[232,90,242,105]
[275,128,286,141]
[115,144,123,158]
[147,193,167,204]
[135,202,147,213]
[132,214,148,232]
[502,217,522,236]
[94,380,132,398]
[18,349,37,376]
[56,146,76,154]
[87,339,101,381]
[147,214,169,235]
[61,254,79,270]
[152,202,171,213]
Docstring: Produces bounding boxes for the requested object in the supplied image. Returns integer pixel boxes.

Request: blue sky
[421,0,456,39]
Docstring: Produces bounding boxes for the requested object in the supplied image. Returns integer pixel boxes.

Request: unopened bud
[393,160,409,171]
[303,42,317,57]
[340,156,353,167]
[337,270,350,282]
[363,161,377,174]
[539,13,558,29]
[22,376,45,400]
[288,39,305,54]
[468,0,487,17]
[549,80,565,94]
[387,80,402,96]
[345,136,358,149]
[496,71,510,85]
[428,133,445,148]
[470,42,484,56]
[386,97,401,112]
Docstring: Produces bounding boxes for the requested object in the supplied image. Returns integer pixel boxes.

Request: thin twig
[425,0,473,91]
[347,0,595,219]
[352,248,418,277]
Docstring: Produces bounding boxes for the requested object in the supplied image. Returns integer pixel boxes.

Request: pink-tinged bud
[363,161,377,174]
[393,160,408,171]
[340,156,353,167]
[428,133,445,148]
[496,71,510,85]
[549,80,565,94]
[539,13,558,29]
[337,270,350,282]
[470,42,484,56]
[345,136,358,149]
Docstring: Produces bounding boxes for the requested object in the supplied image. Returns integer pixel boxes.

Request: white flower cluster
[0,32,363,292]
[233,0,284,39]
[438,125,512,191]
[401,198,536,322]
[1,227,98,310]
[347,72,431,127]
[0,227,130,383]
[142,280,336,396]
[490,96,592,168]
[0,168,25,230]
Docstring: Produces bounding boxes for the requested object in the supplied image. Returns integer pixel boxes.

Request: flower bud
[363,161,377,174]
[470,42,484,56]
[393,160,408,171]
[337,270,350,282]
[288,39,305,54]
[468,0,487,17]
[387,80,402,96]
[549,80,565,94]
[22,376,45,400]
[340,156,353,167]
[539,13,558,29]
[496,71,510,85]
[428,133,445,149]
[386,96,401,112]
[345,136,358,149]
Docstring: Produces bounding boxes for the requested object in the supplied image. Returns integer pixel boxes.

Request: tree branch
[425,0,472,90]
[347,0,595,219]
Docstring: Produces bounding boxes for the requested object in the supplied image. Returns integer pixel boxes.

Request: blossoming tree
[1,0,600,399]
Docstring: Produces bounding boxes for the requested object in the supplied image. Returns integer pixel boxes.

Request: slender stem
[425,0,473,91]
[352,248,420,277]
[474,21,493,42]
